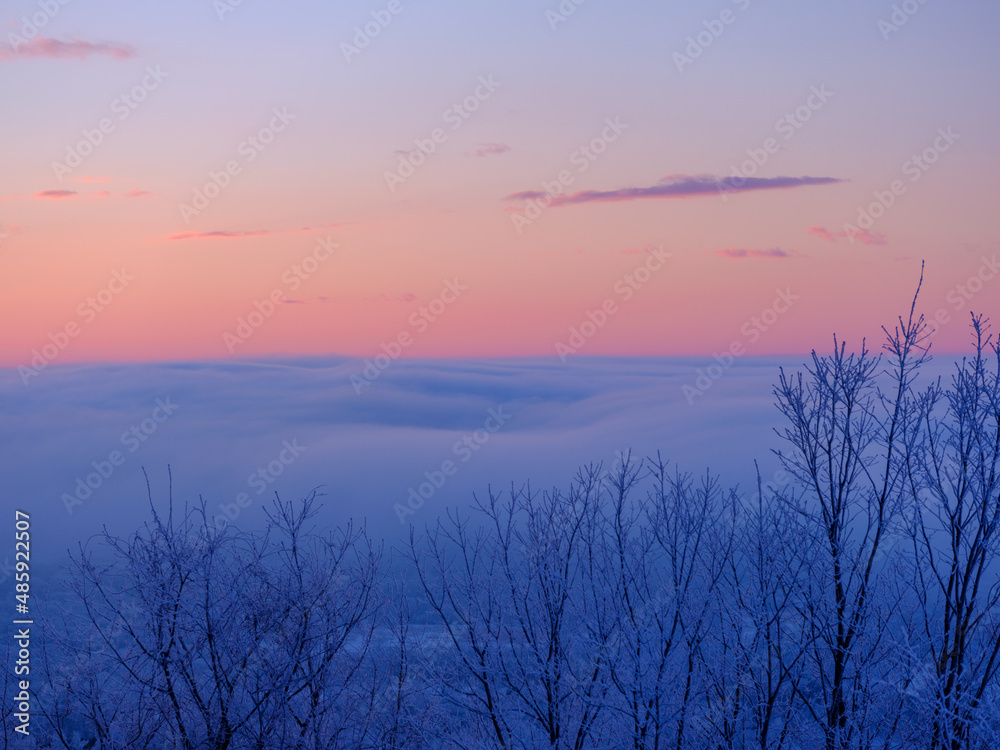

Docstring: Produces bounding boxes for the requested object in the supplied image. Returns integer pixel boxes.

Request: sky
[1,0,998,370]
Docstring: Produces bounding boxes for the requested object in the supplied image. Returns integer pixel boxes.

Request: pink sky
[2,0,998,368]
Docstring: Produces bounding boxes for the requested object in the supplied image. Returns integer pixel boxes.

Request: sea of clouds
[0,353,964,578]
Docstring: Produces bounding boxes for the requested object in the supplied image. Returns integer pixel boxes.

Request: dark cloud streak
[506,174,845,208]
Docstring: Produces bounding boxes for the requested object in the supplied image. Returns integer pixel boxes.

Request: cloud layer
[0,354,966,581]
[0,357,816,569]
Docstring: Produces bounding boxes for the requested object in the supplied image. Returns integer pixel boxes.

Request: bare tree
[603,454,733,750]
[410,468,613,750]
[703,465,812,750]
[770,275,930,749]
[34,472,384,750]
[902,315,1000,750]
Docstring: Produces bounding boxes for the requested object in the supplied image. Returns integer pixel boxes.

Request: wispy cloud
[86,189,152,199]
[807,226,836,241]
[847,229,887,246]
[33,190,78,199]
[506,174,845,208]
[615,244,665,256]
[808,225,887,245]
[289,222,347,233]
[273,293,415,306]
[0,223,21,240]
[163,223,345,242]
[469,142,511,157]
[165,229,274,241]
[715,247,800,259]
[372,292,418,303]
[0,37,136,62]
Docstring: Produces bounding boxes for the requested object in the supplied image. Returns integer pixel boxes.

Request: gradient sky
[2,0,999,369]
